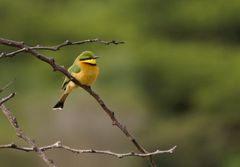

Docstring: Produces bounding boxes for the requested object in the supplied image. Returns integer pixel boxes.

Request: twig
[0,94,56,167]
[30,39,125,51]
[0,92,16,105]
[0,141,176,158]
[0,38,124,58]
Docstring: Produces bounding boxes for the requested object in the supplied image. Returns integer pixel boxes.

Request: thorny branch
[0,92,56,167]
[0,38,176,167]
[0,141,177,159]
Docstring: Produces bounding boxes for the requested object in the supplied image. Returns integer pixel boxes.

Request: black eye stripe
[80,58,93,60]
[83,62,97,66]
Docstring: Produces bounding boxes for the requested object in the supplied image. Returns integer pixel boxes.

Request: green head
[78,51,99,61]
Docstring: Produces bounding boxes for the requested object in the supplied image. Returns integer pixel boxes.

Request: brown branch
[0,38,124,58]
[30,38,125,51]
[0,38,175,167]
[0,92,16,105]
[0,141,176,159]
[0,94,56,167]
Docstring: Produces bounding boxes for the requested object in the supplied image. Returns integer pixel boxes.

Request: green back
[61,64,80,90]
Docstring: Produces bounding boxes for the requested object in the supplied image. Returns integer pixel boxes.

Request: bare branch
[0,38,124,58]
[0,48,27,58]
[30,38,125,51]
[0,141,177,159]
[0,100,56,167]
[0,92,16,105]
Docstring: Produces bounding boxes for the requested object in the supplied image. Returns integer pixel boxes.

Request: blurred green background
[1,0,240,166]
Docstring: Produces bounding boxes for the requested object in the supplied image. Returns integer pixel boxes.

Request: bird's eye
[80,57,91,61]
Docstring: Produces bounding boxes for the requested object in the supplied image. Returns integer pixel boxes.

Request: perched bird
[53,51,99,110]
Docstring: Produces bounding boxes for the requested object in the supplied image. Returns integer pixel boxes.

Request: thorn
[65,40,71,44]
[33,146,38,152]
[56,141,61,146]
[16,132,21,137]
[11,143,17,148]
[123,126,128,132]
[111,112,115,116]
[90,149,96,153]
[112,120,117,125]
[0,52,5,57]
[53,46,58,50]
[50,57,55,63]
[170,145,177,153]
[13,118,19,128]
[49,159,54,164]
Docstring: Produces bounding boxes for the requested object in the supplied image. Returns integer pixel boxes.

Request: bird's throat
[80,59,97,65]
[83,62,97,66]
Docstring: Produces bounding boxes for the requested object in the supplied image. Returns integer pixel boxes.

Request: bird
[53,51,100,110]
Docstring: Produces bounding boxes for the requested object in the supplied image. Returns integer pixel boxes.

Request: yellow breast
[76,62,99,86]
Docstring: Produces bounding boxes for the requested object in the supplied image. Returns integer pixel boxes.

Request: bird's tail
[53,93,69,110]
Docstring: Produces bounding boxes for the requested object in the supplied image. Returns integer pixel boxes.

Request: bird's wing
[61,64,81,90]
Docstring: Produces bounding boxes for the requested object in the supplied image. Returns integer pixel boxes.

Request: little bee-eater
[53,51,99,110]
